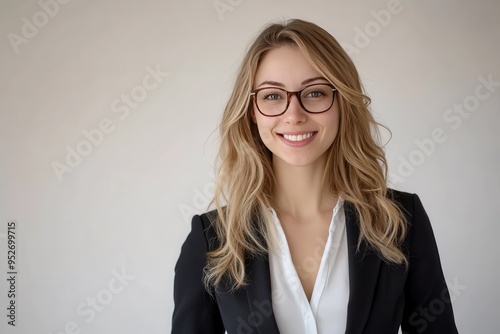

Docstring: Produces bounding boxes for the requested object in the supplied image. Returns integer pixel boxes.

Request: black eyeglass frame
[250,83,337,117]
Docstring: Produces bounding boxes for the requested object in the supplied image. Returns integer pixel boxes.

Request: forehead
[254,45,322,88]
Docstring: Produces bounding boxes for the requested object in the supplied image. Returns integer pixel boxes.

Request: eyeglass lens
[254,84,334,116]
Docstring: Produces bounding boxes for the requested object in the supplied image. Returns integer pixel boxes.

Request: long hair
[204,19,408,291]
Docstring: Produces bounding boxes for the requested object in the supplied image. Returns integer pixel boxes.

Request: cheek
[323,111,341,142]
[255,116,276,144]
[256,123,273,144]
[331,114,341,134]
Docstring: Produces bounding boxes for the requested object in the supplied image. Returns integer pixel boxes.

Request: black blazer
[172,189,459,333]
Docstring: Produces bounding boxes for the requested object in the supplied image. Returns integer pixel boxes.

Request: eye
[258,88,286,102]
[263,93,282,100]
[304,90,326,98]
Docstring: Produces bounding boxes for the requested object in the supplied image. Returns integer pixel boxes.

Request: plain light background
[1,0,499,333]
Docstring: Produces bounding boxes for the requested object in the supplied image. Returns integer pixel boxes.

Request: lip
[277,131,317,147]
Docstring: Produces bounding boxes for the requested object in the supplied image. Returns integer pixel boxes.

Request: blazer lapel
[344,201,382,334]
[244,253,281,333]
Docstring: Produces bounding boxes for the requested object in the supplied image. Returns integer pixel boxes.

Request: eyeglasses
[250,83,337,117]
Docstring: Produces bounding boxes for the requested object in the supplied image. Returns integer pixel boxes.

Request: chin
[274,154,321,168]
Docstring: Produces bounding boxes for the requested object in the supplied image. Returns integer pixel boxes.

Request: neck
[272,155,337,219]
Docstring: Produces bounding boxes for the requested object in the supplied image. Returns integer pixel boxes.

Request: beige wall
[1,0,499,333]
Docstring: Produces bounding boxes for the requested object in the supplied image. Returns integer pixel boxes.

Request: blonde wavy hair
[205,19,408,291]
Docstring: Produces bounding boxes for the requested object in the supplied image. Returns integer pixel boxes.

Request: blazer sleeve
[400,194,459,333]
[171,214,225,334]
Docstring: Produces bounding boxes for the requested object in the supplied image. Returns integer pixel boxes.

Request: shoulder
[386,188,441,255]
[174,212,221,285]
[197,209,218,229]
[174,210,221,265]
[194,209,222,251]
[386,188,428,222]
[386,187,415,209]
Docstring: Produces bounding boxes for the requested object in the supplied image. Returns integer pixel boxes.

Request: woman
[172,19,458,334]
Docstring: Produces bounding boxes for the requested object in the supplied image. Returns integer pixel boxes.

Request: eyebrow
[256,76,328,88]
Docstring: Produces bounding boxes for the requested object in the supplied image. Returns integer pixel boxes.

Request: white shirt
[268,197,349,334]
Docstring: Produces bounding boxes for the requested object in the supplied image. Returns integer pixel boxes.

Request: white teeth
[283,132,314,142]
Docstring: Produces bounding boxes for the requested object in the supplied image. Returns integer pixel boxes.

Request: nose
[284,94,307,124]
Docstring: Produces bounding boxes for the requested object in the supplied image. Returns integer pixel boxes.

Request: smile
[282,132,315,142]
[278,131,317,147]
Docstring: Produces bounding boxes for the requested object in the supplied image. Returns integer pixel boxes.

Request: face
[252,45,340,168]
